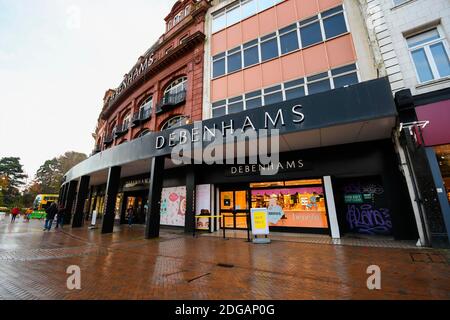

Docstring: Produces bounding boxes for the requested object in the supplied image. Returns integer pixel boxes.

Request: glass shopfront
[435,144,450,203]
[219,178,330,232]
[251,179,329,230]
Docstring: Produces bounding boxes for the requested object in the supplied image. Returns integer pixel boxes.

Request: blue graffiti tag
[346,204,392,235]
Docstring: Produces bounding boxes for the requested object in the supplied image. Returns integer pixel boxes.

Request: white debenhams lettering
[156,136,165,149]
[175,304,209,318]
[155,107,306,149]
[265,109,285,128]
[292,105,305,123]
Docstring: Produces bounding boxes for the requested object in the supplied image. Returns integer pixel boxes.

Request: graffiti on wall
[342,179,393,235]
[346,204,392,235]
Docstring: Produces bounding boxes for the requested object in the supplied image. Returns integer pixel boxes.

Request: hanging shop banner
[250,208,269,236]
[160,186,186,227]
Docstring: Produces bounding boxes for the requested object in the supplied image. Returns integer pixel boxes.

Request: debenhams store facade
[61,78,419,241]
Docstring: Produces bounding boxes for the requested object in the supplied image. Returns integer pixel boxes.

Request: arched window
[122,112,131,130]
[138,129,151,138]
[139,96,153,118]
[164,76,187,97]
[185,5,191,16]
[161,115,189,131]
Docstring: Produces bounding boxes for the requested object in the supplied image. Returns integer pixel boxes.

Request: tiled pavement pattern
[0,219,449,300]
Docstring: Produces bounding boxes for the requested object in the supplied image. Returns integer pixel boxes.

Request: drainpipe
[393,131,430,247]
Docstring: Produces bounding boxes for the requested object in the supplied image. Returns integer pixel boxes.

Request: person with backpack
[44,202,58,231]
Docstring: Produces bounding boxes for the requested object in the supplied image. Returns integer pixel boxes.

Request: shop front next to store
[395,87,450,247]
[61,78,420,244]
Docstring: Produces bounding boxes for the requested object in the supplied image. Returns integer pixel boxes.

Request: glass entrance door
[220,190,249,230]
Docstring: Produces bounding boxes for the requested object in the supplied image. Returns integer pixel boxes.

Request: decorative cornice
[100,31,206,120]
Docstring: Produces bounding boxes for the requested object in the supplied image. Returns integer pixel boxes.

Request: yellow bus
[31,194,59,219]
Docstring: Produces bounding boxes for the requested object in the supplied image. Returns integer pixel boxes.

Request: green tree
[35,159,61,194]
[34,151,87,194]
[0,157,27,207]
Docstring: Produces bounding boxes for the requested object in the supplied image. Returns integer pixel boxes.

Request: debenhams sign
[154,105,305,150]
[108,54,156,104]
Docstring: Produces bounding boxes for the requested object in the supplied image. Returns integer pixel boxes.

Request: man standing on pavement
[10,206,20,223]
[55,204,66,229]
[44,202,58,231]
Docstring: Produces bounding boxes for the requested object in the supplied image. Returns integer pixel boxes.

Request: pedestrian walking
[44,202,58,231]
[10,207,20,223]
[127,206,134,227]
[25,208,32,223]
[56,204,66,229]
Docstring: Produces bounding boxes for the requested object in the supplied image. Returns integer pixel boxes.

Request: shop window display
[251,183,328,229]
[435,144,450,203]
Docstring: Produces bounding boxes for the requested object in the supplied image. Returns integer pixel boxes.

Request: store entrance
[219,190,249,230]
[121,191,148,225]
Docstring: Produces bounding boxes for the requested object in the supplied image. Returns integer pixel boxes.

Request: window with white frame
[210,63,359,117]
[211,5,348,79]
[185,5,191,16]
[164,77,187,97]
[174,11,183,25]
[407,27,450,83]
[212,0,284,34]
[139,96,153,117]
[122,113,131,129]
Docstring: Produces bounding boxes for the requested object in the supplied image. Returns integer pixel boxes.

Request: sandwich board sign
[250,208,271,244]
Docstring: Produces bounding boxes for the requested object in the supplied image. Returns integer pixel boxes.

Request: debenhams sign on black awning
[152,77,397,155]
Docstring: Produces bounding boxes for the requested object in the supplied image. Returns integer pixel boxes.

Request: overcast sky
[0,0,175,184]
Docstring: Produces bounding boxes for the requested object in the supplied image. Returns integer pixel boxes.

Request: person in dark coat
[55,204,66,229]
[44,203,58,231]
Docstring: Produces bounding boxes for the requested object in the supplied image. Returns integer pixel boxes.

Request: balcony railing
[114,123,129,138]
[131,108,152,126]
[155,90,186,114]
[103,134,114,145]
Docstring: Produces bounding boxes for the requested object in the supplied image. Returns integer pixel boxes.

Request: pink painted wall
[211,34,356,101]
[416,100,450,147]
[211,0,343,55]
[210,0,357,102]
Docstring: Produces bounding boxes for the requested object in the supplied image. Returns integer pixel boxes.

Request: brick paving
[0,219,449,300]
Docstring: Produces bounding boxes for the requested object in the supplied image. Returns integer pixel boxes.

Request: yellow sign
[253,211,267,229]
[250,208,269,236]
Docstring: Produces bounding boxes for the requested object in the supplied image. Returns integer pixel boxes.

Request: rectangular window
[260,33,279,62]
[264,85,283,105]
[228,96,244,114]
[212,11,226,33]
[279,23,299,54]
[322,6,347,39]
[300,18,323,48]
[226,5,241,27]
[331,64,359,88]
[284,78,305,100]
[242,0,257,19]
[212,100,227,118]
[258,0,275,11]
[243,40,259,67]
[245,90,262,109]
[213,53,226,78]
[227,47,242,73]
[307,73,331,95]
[407,28,450,83]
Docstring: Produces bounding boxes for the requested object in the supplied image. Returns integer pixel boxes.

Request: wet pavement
[0,218,449,300]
